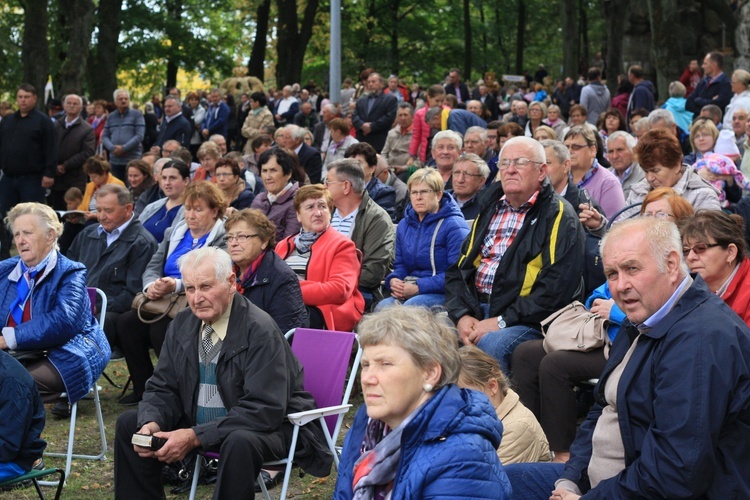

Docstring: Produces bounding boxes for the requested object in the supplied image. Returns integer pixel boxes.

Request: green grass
[0,358,360,499]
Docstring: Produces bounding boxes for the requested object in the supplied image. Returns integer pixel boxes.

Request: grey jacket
[580,82,611,126]
[101,108,146,165]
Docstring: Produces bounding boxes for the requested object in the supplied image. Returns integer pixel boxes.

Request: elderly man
[646,108,692,156]
[208,134,228,156]
[686,51,733,119]
[344,142,396,218]
[352,72,398,153]
[273,85,299,126]
[473,84,498,120]
[68,184,157,350]
[375,154,407,209]
[326,159,395,305]
[606,131,645,199]
[448,153,489,219]
[293,101,319,131]
[285,124,323,184]
[312,103,338,153]
[152,96,192,151]
[508,100,529,128]
[49,93,95,210]
[730,107,748,156]
[114,247,332,498]
[381,102,415,176]
[428,130,463,188]
[445,136,585,373]
[201,89,230,142]
[102,88,146,181]
[507,218,750,498]
[464,126,496,164]
[466,100,484,119]
[564,126,625,218]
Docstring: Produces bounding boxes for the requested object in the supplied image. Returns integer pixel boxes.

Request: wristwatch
[497,315,506,329]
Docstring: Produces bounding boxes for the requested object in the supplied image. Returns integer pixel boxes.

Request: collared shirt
[475,190,539,294]
[164,112,183,124]
[615,163,635,184]
[65,116,80,128]
[330,208,358,238]
[200,295,234,346]
[641,275,692,330]
[294,142,303,155]
[97,214,135,247]
[574,159,600,188]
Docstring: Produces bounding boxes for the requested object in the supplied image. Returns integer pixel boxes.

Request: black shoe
[110,346,124,361]
[118,392,143,406]
[32,458,44,471]
[254,470,282,492]
[50,402,71,418]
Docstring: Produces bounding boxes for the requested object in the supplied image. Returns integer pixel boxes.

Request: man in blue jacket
[152,96,192,152]
[686,51,733,119]
[201,89,230,143]
[102,89,146,181]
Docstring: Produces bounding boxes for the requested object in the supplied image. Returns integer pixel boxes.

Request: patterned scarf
[294,228,324,254]
[8,251,53,325]
[267,182,293,204]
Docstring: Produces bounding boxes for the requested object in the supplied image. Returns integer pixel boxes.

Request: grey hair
[647,109,675,128]
[153,157,171,174]
[668,81,686,98]
[602,218,688,276]
[64,94,83,106]
[431,130,463,150]
[500,136,546,164]
[329,158,366,195]
[398,102,414,114]
[540,139,570,163]
[5,202,64,241]
[113,88,130,101]
[529,100,548,117]
[465,126,488,143]
[178,246,234,282]
[164,95,181,105]
[607,130,637,151]
[733,107,749,118]
[425,106,443,123]
[286,124,307,141]
[547,104,561,115]
[633,117,651,132]
[455,153,490,179]
[357,305,461,389]
[323,103,338,115]
[95,184,133,206]
[564,125,596,147]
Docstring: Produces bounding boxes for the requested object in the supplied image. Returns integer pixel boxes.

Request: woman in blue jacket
[334,306,511,499]
[376,168,468,311]
[0,203,110,410]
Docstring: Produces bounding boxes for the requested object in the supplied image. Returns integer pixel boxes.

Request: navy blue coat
[334,385,511,499]
[154,113,193,148]
[686,72,733,118]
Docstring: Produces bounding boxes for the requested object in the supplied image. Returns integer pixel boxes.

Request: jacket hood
[636,80,656,95]
[404,191,464,227]
[590,81,609,96]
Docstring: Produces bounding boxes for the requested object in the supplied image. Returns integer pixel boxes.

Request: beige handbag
[132,292,188,324]
[540,301,609,356]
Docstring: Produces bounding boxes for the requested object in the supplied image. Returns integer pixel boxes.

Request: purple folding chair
[188,328,362,500]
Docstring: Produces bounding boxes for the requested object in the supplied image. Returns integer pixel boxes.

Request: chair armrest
[286,404,352,426]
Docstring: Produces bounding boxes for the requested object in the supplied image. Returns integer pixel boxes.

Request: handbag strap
[430,218,445,276]
[137,293,182,324]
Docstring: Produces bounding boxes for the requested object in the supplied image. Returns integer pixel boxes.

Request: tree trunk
[247,0,271,80]
[561,0,578,78]
[275,0,320,86]
[646,0,683,100]
[88,0,122,100]
[22,0,50,108]
[164,0,183,90]
[579,0,589,74]
[494,0,510,73]
[515,0,525,74]
[463,0,472,80]
[603,0,629,94]
[57,0,95,95]
[479,0,488,72]
[389,0,401,75]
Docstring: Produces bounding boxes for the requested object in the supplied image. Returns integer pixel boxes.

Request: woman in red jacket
[275,184,365,331]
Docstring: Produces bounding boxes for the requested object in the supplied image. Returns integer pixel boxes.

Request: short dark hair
[628,65,644,79]
[258,147,305,184]
[17,83,37,96]
[250,91,267,106]
[171,147,193,166]
[161,159,191,180]
[707,51,724,69]
[679,210,747,264]
[587,67,601,81]
[83,156,111,176]
[250,134,273,153]
[344,142,377,167]
[215,157,241,177]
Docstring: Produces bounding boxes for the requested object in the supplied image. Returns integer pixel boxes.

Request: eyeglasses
[682,243,722,256]
[453,170,484,178]
[693,132,713,140]
[565,143,590,151]
[214,172,235,178]
[498,158,543,170]
[409,189,435,198]
[224,233,259,244]
[642,211,675,220]
[323,178,345,186]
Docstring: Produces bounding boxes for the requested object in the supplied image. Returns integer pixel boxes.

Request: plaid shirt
[475,191,539,294]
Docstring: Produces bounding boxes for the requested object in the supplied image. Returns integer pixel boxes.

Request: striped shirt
[475,191,539,294]
[330,208,358,238]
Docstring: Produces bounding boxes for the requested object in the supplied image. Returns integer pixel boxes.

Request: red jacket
[723,257,750,327]
[276,227,365,331]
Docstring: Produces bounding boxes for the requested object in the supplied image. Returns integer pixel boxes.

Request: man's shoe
[118,392,143,406]
[50,402,71,418]
[110,346,125,361]
[254,470,282,492]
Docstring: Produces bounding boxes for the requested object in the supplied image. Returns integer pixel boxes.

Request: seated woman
[275,185,364,331]
[680,210,750,326]
[225,209,308,333]
[376,168,468,310]
[0,203,110,415]
[512,187,695,462]
[334,306,512,498]
[684,117,718,166]
[458,345,551,465]
[251,147,306,243]
[324,118,359,175]
[215,157,255,213]
[193,140,221,182]
[126,159,155,207]
[138,160,191,243]
[117,181,227,405]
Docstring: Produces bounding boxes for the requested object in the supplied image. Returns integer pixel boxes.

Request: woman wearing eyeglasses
[376,168,469,311]
[225,209,308,333]
[680,210,750,325]
[214,157,255,213]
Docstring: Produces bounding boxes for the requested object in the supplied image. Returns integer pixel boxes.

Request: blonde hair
[5,202,64,241]
[458,345,510,397]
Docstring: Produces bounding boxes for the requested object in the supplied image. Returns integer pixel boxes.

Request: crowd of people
[1,51,750,498]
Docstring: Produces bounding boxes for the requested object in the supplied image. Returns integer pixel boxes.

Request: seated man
[0,350,45,482]
[344,142,396,219]
[505,217,750,498]
[463,126,496,164]
[445,136,585,374]
[381,102,415,178]
[68,184,158,352]
[114,247,332,498]
[449,152,489,220]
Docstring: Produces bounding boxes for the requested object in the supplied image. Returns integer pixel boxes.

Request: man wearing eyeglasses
[445,136,585,374]
[449,153,489,220]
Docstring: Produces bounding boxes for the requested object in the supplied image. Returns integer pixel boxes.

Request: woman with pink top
[407,85,448,171]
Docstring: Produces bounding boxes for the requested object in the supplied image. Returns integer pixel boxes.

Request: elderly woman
[251,147,306,242]
[459,346,550,465]
[681,210,750,325]
[533,125,558,142]
[241,92,275,155]
[0,203,110,416]
[126,159,155,206]
[193,140,222,182]
[324,117,359,174]
[275,185,364,331]
[334,306,512,499]
[139,160,191,243]
[524,101,547,138]
[722,69,750,131]
[684,118,719,165]
[215,157,254,212]
[543,104,566,139]
[225,209,308,333]
[512,186,695,463]
[116,181,227,405]
[376,168,468,311]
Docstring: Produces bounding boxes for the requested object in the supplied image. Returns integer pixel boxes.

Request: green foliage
[0,1,24,96]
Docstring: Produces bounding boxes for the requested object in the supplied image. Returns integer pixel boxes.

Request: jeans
[504,462,565,500]
[375,293,446,311]
[477,303,543,375]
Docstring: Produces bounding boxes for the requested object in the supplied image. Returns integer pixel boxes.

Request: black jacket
[444,181,585,328]
[0,109,57,177]
[297,142,323,184]
[352,92,398,152]
[154,113,193,148]
[53,117,95,192]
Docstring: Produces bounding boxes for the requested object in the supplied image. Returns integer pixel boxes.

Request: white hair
[113,88,130,101]
[607,130,637,151]
[431,130,463,150]
[178,247,234,282]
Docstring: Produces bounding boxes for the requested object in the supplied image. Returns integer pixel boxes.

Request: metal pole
[330,0,341,104]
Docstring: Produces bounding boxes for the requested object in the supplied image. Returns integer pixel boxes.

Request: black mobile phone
[132,433,167,451]
[581,188,592,210]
